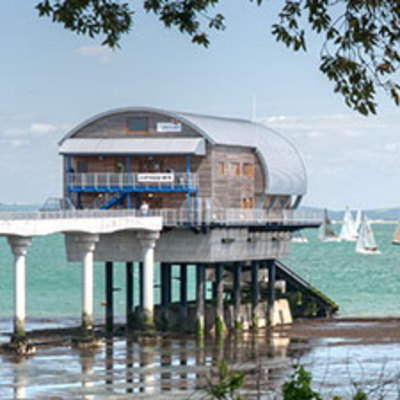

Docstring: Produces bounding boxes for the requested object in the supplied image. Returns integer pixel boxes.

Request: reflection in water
[80,349,95,400]
[6,332,295,399]
[13,360,26,400]
[5,327,400,399]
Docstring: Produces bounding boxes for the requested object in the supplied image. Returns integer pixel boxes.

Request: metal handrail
[68,172,198,188]
[0,207,323,226]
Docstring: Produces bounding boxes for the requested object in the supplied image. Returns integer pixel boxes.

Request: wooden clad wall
[72,111,201,139]
[211,145,264,209]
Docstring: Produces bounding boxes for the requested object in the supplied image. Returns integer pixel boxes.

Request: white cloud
[75,45,113,64]
[260,113,400,208]
[30,123,59,136]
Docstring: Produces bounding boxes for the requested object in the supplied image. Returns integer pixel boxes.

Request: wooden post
[161,263,170,330]
[180,264,188,321]
[105,261,114,334]
[251,261,260,329]
[139,262,144,311]
[196,264,205,339]
[215,264,225,337]
[267,259,276,326]
[233,263,242,332]
[126,262,134,331]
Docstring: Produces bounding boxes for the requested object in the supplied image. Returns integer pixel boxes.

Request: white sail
[339,207,357,241]
[354,209,362,233]
[355,215,380,254]
[318,209,341,242]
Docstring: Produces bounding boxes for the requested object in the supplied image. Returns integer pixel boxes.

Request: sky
[1,1,400,209]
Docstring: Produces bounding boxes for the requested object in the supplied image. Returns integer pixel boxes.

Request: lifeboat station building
[56,107,332,335]
[59,107,307,216]
[0,107,336,350]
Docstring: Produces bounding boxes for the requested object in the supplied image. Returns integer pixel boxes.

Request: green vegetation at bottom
[206,361,371,400]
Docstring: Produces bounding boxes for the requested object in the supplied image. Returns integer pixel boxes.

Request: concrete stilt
[215,264,225,337]
[267,259,276,326]
[195,264,205,339]
[7,235,32,338]
[126,262,134,331]
[105,261,114,334]
[233,263,242,332]
[77,234,99,332]
[137,231,159,331]
[180,264,188,321]
[251,261,260,329]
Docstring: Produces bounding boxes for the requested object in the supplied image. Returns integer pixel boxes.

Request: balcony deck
[67,172,198,193]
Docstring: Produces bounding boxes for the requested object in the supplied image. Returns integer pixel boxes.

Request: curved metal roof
[59,107,307,196]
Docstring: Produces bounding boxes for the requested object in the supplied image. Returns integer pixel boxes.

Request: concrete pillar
[196,264,205,339]
[137,231,159,330]
[105,261,114,334]
[267,259,276,326]
[215,264,225,337]
[76,233,99,332]
[7,236,32,338]
[180,264,188,321]
[126,262,134,331]
[233,263,242,332]
[251,261,260,329]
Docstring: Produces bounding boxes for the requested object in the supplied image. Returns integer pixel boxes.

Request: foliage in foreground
[206,361,371,400]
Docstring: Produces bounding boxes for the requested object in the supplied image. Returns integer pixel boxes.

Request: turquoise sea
[0,224,399,326]
[0,224,399,325]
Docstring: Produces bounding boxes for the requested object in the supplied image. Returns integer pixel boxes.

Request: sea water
[0,224,398,323]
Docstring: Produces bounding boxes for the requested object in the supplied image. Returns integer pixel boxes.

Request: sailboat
[339,207,358,241]
[354,209,362,234]
[318,209,341,242]
[291,230,308,243]
[355,214,381,254]
[392,222,400,245]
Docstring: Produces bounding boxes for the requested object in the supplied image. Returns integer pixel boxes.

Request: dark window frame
[125,116,149,134]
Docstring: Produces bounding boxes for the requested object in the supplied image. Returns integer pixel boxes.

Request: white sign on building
[156,121,182,133]
[138,173,174,183]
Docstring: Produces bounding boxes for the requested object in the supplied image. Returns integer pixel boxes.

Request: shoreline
[1,317,400,353]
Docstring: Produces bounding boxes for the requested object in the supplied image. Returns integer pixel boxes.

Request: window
[218,161,225,175]
[126,116,148,133]
[77,160,87,173]
[243,163,254,178]
[231,162,240,177]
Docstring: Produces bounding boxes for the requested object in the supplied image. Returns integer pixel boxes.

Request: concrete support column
[267,259,276,326]
[137,231,160,330]
[126,262,134,330]
[215,264,225,337]
[251,261,260,329]
[76,233,99,332]
[196,264,206,339]
[7,236,32,338]
[105,261,114,334]
[233,263,242,332]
